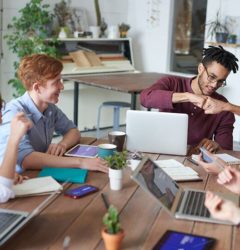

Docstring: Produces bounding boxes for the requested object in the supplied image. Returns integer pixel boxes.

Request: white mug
[108,25,119,39]
[89,26,100,38]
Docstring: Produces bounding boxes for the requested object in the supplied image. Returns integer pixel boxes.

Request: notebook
[126,110,188,155]
[131,157,235,225]
[129,159,202,181]
[12,176,62,197]
[0,190,59,246]
[38,168,88,183]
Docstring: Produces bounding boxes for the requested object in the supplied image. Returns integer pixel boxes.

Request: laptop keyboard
[0,212,24,235]
[181,191,210,217]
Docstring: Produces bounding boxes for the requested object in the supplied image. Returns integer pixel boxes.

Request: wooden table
[64,72,168,126]
[1,139,239,250]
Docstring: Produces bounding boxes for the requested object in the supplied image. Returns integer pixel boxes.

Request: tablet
[65,144,98,158]
[152,230,216,250]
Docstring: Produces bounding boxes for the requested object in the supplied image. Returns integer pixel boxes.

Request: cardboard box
[69,50,102,67]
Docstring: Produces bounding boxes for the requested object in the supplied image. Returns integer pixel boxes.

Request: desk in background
[1,138,240,249]
[64,72,168,126]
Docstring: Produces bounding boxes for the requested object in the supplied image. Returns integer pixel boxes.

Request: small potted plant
[54,0,71,38]
[105,151,127,191]
[205,10,229,43]
[102,205,124,250]
[118,23,130,38]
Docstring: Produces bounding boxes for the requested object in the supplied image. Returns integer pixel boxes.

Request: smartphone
[65,185,98,199]
[153,230,216,250]
[200,146,213,163]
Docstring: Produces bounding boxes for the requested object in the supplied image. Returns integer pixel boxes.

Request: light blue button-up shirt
[0,92,76,173]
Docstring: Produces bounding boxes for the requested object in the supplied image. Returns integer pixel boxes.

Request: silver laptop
[131,157,234,225]
[0,191,59,246]
[126,110,188,155]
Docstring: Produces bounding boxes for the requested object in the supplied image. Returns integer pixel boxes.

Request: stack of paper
[154,159,201,181]
[12,176,63,197]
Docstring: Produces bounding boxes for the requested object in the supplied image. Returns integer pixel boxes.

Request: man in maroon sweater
[140,46,239,152]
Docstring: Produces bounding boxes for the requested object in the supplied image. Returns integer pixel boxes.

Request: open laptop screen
[134,158,180,209]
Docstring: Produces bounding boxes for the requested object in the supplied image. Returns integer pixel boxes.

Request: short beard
[197,75,204,95]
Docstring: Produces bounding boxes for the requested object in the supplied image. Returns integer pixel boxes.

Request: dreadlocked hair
[202,45,239,73]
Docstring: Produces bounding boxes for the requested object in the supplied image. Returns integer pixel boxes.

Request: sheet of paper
[13,176,62,197]
[216,153,240,163]
[192,153,240,164]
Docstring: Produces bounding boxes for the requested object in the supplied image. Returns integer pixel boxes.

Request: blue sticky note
[38,168,88,184]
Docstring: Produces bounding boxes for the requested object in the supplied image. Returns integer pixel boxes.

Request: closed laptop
[126,110,188,155]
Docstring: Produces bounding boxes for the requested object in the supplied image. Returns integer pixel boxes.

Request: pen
[101,193,109,209]
[185,157,198,166]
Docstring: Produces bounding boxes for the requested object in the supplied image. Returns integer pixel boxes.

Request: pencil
[101,193,109,209]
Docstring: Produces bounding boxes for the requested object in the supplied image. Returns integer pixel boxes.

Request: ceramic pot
[216,32,228,43]
[101,228,124,250]
[58,27,67,39]
[109,168,123,191]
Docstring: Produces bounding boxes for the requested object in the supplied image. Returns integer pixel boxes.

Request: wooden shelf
[206,42,240,48]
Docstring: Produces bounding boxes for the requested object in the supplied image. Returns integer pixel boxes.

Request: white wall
[127,0,174,72]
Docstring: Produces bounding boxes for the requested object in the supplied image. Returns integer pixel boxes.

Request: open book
[129,159,202,181]
[154,159,202,181]
[12,176,63,197]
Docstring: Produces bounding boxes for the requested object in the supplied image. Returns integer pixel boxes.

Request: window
[171,0,207,74]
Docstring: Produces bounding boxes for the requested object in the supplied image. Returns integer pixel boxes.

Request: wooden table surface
[63,72,170,125]
[1,137,240,250]
[65,72,168,94]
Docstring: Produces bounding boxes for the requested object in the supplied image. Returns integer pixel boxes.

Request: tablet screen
[65,144,98,158]
[153,230,216,250]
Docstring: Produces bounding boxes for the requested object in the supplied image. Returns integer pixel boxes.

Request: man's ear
[32,82,41,93]
[198,63,204,74]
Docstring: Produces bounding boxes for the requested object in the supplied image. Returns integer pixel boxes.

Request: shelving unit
[53,38,135,75]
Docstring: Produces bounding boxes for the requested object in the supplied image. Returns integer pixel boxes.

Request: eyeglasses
[204,65,227,87]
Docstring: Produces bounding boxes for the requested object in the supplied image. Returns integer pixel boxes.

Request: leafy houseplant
[102,205,124,250]
[105,150,127,170]
[205,10,229,43]
[4,0,59,97]
[106,151,127,191]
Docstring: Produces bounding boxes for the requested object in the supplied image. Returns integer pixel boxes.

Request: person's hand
[197,153,226,174]
[188,93,207,108]
[217,166,240,195]
[14,173,29,185]
[205,191,240,224]
[198,138,220,153]
[47,142,67,156]
[80,158,109,173]
[10,112,32,143]
[203,97,226,114]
